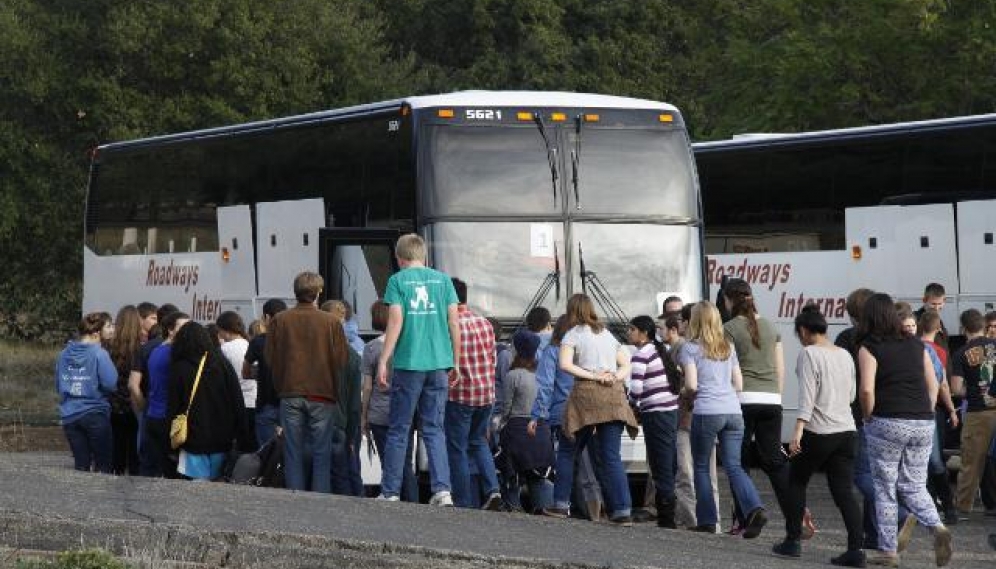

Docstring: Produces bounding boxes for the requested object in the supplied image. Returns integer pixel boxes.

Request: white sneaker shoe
[482,492,503,511]
[376,494,400,502]
[430,491,454,507]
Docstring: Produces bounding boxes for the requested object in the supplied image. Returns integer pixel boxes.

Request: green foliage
[16,549,131,569]
[3,0,996,340]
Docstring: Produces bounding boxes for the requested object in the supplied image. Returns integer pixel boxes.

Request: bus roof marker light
[659,114,674,123]
[584,114,600,122]
[222,247,231,263]
[516,112,533,121]
[851,245,862,260]
[437,109,454,118]
[551,112,567,122]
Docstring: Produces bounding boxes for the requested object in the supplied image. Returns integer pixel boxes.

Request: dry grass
[1,340,63,451]
[0,340,60,420]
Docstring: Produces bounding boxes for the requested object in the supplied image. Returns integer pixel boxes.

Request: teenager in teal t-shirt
[376,234,461,505]
[383,266,459,371]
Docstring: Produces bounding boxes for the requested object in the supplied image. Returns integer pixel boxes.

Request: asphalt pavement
[1,452,993,568]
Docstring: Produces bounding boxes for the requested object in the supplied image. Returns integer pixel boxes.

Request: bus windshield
[422,125,698,219]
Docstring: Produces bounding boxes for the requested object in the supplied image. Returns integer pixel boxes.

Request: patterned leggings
[865,417,941,553]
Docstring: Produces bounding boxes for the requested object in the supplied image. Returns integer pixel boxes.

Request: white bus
[83,91,708,479]
[695,113,996,439]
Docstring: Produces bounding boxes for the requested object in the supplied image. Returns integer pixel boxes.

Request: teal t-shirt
[383,266,458,371]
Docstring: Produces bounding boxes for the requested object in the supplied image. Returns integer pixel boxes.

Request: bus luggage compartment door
[847,204,957,324]
[955,200,996,318]
[255,198,326,304]
[217,204,257,318]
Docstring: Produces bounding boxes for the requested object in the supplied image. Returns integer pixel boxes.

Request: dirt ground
[0,425,67,453]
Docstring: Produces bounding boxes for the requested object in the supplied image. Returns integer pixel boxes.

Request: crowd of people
[55,234,996,567]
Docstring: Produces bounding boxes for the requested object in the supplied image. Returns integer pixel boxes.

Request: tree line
[2,0,994,341]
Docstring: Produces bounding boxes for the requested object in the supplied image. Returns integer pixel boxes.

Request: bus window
[570,128,697,219]
[421,125,561,217]
[904,130,985,196]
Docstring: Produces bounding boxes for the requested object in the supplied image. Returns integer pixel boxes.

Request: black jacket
[168,353,253,455]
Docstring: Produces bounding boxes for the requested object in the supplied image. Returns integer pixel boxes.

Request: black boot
[656,496,677,529]
[929,472,958,526]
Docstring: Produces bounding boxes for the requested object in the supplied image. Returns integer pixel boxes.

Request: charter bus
[84,91,705,335]
[83,91,707,483]
[695,113,996,438]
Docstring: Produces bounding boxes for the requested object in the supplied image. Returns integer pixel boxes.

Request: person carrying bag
[170,353,207,450]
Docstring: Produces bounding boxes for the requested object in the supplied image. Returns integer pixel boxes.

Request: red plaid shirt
[450,306,496,406]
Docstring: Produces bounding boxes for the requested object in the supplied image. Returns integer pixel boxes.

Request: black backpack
[228,435,285,488]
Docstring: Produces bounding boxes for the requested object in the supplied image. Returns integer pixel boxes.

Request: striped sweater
[628,343,679,413]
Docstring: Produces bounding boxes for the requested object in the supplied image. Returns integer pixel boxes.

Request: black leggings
[785,430,862,551]
[734,404,791,522]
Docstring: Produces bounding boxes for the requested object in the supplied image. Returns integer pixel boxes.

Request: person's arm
[858,346,877,420]
[789,418,806,456]
[730,346,743,392]
[628,352,646,408]
[938,378,959,428]
[614,346,632,382]
[795,350,816,425]
[681,362,698,394]
[361,374,373,436]
[97,351,119,394]
[559,344,600,381]
[949,373,965,398]
[923,349,939,410]
[531,350,554,423]
[128,370,146,413]
[500,372,516,426]
[377,305,403,389]
[774,340,785,395]
[447,303,461,386]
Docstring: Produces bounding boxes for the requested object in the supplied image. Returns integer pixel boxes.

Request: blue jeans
[642,410,679,502]
[575,422,632,519]
[281,397,335,493]
[445,401,500,508]
[691,413,763,526]
[371,423,419,502]
[855,426,878,545]
[552,426,575,509]
[329,424,352,495]
[255,404,280,449]
[381,369,451,497]
[63,411,113,473]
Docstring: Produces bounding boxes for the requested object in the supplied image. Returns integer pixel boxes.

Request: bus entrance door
[217,204,257,319]
[318,228,400,336]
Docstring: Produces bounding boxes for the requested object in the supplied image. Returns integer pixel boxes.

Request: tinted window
[570,128,697,219]
[86,115,416,255]
[421,125,561,217]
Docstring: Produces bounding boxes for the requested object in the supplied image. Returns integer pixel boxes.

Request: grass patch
[15,548,131,569]
[0,340,60,422]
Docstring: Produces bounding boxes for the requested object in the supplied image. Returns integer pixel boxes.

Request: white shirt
[221,338,255,408]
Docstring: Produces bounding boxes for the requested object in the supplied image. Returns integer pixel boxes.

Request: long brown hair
[565,294,603,333]
[723,278,760,348]
[109,305,143,374]
[327,314,351,384]
[688,301,731,360]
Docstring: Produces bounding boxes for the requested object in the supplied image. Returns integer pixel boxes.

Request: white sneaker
[430,491,454,507]
[376,494,400,502]
[482,492,503,511]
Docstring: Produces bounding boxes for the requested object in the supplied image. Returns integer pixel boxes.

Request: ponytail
[723,278,760,348]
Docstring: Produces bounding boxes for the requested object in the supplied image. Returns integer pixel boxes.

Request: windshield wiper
[518,241,560,328]
[533,112,559,207]
[571,114,582,210]
[578,241,629,342]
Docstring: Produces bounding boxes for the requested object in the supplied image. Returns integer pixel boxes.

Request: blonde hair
[565,294,603,333]
[248,319,266,339]
[688,301,731,360]
[395,233,426,262]
[293,271,324,303]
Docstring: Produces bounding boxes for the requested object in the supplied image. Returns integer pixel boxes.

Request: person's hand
[596,371,614,385]
[789,436,802,457]
[527,420,537,437]
[948,409,960,429]
[447,368,460,388]
[377,361,389,391]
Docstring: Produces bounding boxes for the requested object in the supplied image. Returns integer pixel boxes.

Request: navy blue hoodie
[55,341,117,423]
